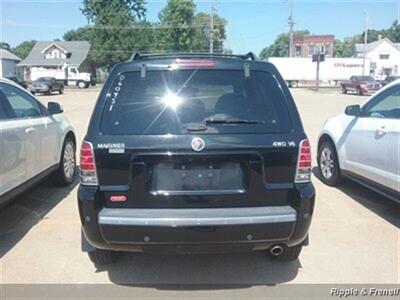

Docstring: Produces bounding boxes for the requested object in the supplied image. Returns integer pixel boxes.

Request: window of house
[308,45,315,56]
[295,45,301,57]
[379,53,390,60]
[308,45,326,56]
[44,46,66,59]
[325,44,331,56]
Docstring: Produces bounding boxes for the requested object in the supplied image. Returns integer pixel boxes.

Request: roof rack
[128,52,258,62]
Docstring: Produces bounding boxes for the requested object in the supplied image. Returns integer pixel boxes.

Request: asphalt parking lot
[0,87,399,290]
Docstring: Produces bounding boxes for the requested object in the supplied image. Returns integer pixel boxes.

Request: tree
[81,0,146,22]
[79,0,149,69]
[157,0,196,52]
[332,19,400,58]
[369,20,400,43]
[333,36,360,57]
[223,48,233,55]
[259,30,309,58]
[259,47,269,60]
[192,12,227,53]
[388,20,400,42]
[0,42,11,51]
[89,10,136,68]
[11,40,36,59]
[63,27,92,41]
[356,20,400,44]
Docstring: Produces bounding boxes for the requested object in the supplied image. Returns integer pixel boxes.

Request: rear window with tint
[100,70,292,135]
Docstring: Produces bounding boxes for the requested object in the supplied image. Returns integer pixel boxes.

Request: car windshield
[100,69,292,135]
[36,77,52,82]
[354,76,374,81]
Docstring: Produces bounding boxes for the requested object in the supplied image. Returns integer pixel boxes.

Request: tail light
[172,59,215,68]
[80,141,98,186]
[295,139,312,183]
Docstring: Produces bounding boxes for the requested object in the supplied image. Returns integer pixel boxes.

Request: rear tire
[270,244,303,262]
[51,138,76,186]
[59,86,64,94]
[318,140,341,186]
[88,249,120,265]
[78,81,88,89]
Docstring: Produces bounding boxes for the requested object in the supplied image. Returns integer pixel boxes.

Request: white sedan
[0,78,76,207]
[317,79,400,202]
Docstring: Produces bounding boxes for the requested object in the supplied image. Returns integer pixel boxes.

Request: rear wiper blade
[204,118,265,125]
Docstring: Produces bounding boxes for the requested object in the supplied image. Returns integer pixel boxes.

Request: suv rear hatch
[85,61,307,209]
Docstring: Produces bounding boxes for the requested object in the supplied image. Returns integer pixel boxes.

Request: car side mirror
[48,102,63,114]
[345,105,362,117]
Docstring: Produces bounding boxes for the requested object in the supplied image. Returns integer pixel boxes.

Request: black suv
[78,53,315,265]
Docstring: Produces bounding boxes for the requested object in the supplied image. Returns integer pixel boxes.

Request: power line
[1,21,223,30]
[1,16,281,30]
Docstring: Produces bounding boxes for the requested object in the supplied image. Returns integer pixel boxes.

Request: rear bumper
[78,183,315,253]
[98,206,296,227]
[30,87,49,92]
[360,87,380,94]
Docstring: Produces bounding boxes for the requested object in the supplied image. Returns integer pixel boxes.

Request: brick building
[291,35,335,58]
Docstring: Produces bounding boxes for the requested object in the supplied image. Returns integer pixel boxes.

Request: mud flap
[81,230,96,252]
[303,234,309,246]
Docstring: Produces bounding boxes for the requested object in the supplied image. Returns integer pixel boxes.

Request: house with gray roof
[18,41,92,84]
[354,37,400,80]
[0,49,22,78]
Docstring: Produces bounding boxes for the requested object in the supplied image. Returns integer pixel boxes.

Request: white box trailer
[268,57,369,87]
[30,65,93,88]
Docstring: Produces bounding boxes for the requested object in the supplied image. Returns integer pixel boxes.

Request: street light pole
[315,51,321,91]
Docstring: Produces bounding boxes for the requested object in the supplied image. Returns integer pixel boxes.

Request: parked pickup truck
[341,75,382,95]
[30,77,64,95]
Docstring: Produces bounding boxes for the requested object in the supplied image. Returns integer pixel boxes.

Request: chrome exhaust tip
[270,245,284,256]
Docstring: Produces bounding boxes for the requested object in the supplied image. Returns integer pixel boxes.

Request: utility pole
[315,50,321,91]
[363,12,369,75]
[210,0,215,54]
[288,0,295,57]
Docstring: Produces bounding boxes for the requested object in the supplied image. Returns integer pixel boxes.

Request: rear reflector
[80,141,98,186]
[110,195,127,202]
[172,59,215,68]
[295,139,312,183]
